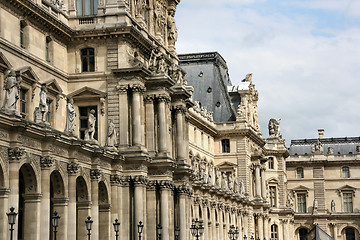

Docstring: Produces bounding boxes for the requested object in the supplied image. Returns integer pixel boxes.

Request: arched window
[345,228,355,240]
[342,166,350,178]
[270,224,278,240]
[296,167,304,178]
[81,48,95,72]
[76,0,98,16]
[299,228,308,240]
[268,157,274,169]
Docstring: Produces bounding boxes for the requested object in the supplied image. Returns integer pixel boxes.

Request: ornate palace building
[0,0,344,240]
[287,130,360,240]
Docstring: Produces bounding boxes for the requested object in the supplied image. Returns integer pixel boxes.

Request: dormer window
[76,0,98,16]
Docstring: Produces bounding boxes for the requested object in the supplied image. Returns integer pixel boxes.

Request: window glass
[270,224,278,240]
[221,139,230,153]
[342,167,350,178]
[81,48,95,72]
[20,88,27,117]
[297,193,306,213]
[299,228,308,240]
[344,193,353,213]
[268,157,274,169]
[20,22,25,48]
[297,167,304,178]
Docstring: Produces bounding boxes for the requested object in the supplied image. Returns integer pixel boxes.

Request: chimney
[318,129,324,139]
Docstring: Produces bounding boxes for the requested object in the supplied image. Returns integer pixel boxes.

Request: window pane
[342,167,350,178]
[297,194,306,213]
[297,168,304,178]
[76,0,83,16]
[344,193,353,213]
[85,0,91,16]
[93,0,98,14]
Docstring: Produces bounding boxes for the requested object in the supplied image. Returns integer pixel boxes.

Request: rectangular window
[221,139,230,153]
[46,99,53,126]
[269,186,277,207]
[46,38,50,62]
[20,22,25,49]
[20,88,28,117]
[342,167,350,178]
[79,106,98,140]
[297,193,306,213]
[297,167,304,178]
[344,193,353,213]
[268,157,274,169]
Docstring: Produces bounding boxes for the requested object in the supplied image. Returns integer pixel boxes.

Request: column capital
[158,180,174,190]
[177,184,191,196]
[147,180,157,190]
[116,84,128,93]
[133,175,148,186]
[119,176,131,186]
[90,169,101,180]
[40,156,54,169]
[231,207,237,214]
[8,147,24,162]
[156,94,171,102]
[110,174,121,185]
[67,162,79,175]
[173,105,187,114]
[144,94,155,103]
[131,84,146,93]
[201,199,209,207]
[217,203,224,211]
[210,201,217,209]
[225,205,230,212]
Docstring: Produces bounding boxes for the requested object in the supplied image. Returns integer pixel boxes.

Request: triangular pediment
[338,185,356,192]
[45,79,63,95]
[68,86,106,100]
[267,177,278,184]
[0,52,12,72]
[216,161,237,167]
[15,66,39,84]
[292,185,310,191]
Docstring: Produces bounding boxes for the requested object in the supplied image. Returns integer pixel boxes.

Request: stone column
[257,214,264,240]
[219,206,224,240]
[23,193,42,240]
[263,215,269,240]
[202,201,209,240]
[243,211,249,237]
[134,176,147,240]
[110,175,120,221]
[90,169,101,240]
[184,115,190,165]
[157,95,169,154]
[175,105,186,161]
[211,203,217,240]
[116,84,129,147]
[261,167,266,199]
[40,156,54,240]
[146,181,157,239]
[255,164,261,197]
[0,188,10,240]
[131,84,144,146]
[283,219,289,240]
[160,181,172,240]
[8,147,23,238]
[52,197,68,240]
[77,201,91,240]
[178,186,189,240]
[67,162,79,240]
[119,177,130,240]
[145,95,155,153]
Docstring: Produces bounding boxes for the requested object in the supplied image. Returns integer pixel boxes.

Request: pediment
[15,66,39,85]
[45,79,63,95]
[337,185,356,192]
[68,86,106,100]
[267,177,278,184]
[216,161,237,167]
[292,185,310,191]
[0,52,12,72]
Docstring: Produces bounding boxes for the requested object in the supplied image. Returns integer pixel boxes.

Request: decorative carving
[157,95,170,103]
[221,172,228,191]
[144,95,155,103]
[40,156,54,168]
[135,0,146,17]
[287,192,294,208]
[64,98,77,136]
[67,162,79,174]
[8,147,24,162]
[90,169,101,180]
[331,200,336,213]
[158,180,173,189]
[133,175,148,186]
[167,9,178,47]
[131,84,145,93]
[313,199,318,214]
[228,174,234,192]
[268,118,281,138]
[154,2,166,36]
[312,139,323,154]
[110,174,120,184]
[327,147,334,155]
[1,71,20,116]
[116,84,128,93]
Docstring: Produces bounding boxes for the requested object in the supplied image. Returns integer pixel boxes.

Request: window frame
[20,87,29,118]
[270,224,278,240]
[221,139,230,153]
[296,192,307,213]
[268,157,274,169]
[296,167,304,179]
[342,166,350,178]
[76,0,98,16]
[269,186,277,207]
[81,48,95,72]
[343,192,353,213]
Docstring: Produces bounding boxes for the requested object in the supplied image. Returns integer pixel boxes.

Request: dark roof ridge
[290,136,360,145]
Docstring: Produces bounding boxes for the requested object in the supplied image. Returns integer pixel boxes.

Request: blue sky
[175,0,360,144]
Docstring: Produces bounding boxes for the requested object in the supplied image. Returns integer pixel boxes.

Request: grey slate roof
[179,52,238,122]
[289,137,360,155]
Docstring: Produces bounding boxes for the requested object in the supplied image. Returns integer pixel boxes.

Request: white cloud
[176,0,360,142]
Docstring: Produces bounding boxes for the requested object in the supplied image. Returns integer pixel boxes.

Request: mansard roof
[289,137,360,156]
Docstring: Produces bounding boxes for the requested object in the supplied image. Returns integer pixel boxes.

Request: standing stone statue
[228,174,234,191]
[149,48,161,71]
[156,55,166,74]
[208,165,213,185]
[240,179,245,195]
[313,199,318,213]
[64,98,76,135]
[268,118,281,138]
[314,139,323,154]
[221,172,228,191]
[84,109,96,141]
[192,160,199,179]
[1,71,19,115]
[287,193,294,208]
[154,2,164,35]
[234,177,240,194]
[135,0,146,17]
[106,120,118,149]
[215,168,221,188]
[34,84,49,123]
[167,9,178,46]
[331,200,336,213]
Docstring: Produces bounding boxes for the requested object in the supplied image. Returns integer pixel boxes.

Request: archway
[50,170,66,240]
[18,163,39,240]
[345,227,356,240]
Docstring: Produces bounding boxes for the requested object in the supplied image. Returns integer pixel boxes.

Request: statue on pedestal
[1,71,20,115]
[215,168,221,188]
[64,98,76,135]
[221,172,228,191]
[240,179,245,195]
[228,174,234,192]
[331,200,336,213]
[208,165,214,185]
[106,120,118,150]
[84,109,96,142]
[234,177,240,194]
[34,84,49,124]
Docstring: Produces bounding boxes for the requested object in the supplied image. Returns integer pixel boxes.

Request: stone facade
[287,129,360,240]
[0,1,296,240]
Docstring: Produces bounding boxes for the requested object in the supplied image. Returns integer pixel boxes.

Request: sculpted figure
[268,118,281,138]
[173,68,184,85]
[221,172,228,191]
[215,168,221,188]
[199,162,205,180]
[240,179,245,195]
[192,160,199,179]
[331,200,336,212]
[228,174,234,191]
[313,199,318,213]
[84,109,96,141]
[287,193,294,208]
[135,0,146,17]
[154,2,164,34]
[167,9,178,46]
[314,139,323,153]
[156,55,166,74]
[106,120,118,148]
[203,172,209,184]
[149,48,161,71]
[234,177,240,194]
[208,165,213,185]
[39,84,48,122]
[327,147,334,155]
[64,98,77,135]
[1,71,19,114]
